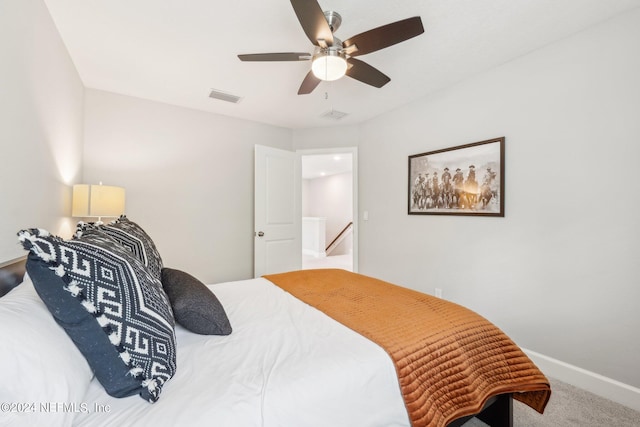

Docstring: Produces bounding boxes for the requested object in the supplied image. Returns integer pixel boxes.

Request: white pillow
[0,274,93,427]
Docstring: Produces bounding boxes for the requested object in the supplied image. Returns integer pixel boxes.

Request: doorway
[299,147,357,272]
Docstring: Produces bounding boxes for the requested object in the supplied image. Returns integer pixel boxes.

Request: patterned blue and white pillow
[18,228,176,403]
[76,216,163,280]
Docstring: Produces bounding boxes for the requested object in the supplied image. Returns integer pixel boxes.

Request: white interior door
[254,145,301,277]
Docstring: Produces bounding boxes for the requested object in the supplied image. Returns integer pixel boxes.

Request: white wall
[0,0,84,261]
[358,9,640,391]
[293,125,361,150]
[82,89,292,283]
[303,172,353,255]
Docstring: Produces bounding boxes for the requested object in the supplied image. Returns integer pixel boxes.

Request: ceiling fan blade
[290,0,334,46]
[343,16,424,57]
[238,52,311,61]
[345,58,390,88]
[298,71,322,95]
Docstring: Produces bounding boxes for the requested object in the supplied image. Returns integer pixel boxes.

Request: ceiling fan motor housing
[324,10,342,33]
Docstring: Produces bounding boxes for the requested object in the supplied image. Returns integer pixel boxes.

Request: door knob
[257,231,264,237]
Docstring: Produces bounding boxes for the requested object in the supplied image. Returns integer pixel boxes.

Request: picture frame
[408,137,505,216]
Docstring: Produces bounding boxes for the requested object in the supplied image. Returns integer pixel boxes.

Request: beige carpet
[463,378,640,426]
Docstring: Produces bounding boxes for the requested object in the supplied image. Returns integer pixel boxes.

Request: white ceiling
[44,0,640,130]
[302,153,352,179]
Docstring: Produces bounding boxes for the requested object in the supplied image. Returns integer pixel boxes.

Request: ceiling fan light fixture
[311,50,347,81]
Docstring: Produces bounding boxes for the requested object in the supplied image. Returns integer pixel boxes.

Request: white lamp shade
[311,54,347,81]
[72,184,126,218]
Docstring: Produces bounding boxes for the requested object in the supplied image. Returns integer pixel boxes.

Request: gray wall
[0,0,84,261]
[82,89,292,283]
[356,10,640,388]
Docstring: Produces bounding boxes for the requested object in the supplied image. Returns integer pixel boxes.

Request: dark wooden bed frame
[448,394,513,427]
[0,256,513,427]
[0,256,27,297]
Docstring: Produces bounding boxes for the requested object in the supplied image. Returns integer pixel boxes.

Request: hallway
[302,253,353,272]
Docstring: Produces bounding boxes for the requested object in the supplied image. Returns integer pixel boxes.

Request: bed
[0,218,551,427]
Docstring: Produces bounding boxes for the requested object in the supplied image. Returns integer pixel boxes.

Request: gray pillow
[161,268,232,335]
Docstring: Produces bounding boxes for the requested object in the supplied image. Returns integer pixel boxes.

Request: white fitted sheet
[73,277,410,427]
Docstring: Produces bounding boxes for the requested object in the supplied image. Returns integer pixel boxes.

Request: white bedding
[71,277,410,427]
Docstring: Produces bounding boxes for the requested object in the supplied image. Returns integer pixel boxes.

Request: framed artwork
[408,137,504,216]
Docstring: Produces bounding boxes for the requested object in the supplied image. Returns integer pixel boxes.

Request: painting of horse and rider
[408,137,504,217]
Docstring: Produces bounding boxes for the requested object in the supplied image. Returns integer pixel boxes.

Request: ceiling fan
[238,0,424,95]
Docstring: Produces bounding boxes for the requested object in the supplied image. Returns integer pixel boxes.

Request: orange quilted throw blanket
[264,269,551,427]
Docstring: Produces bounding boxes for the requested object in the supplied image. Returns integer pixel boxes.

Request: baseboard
[522,348,640,412]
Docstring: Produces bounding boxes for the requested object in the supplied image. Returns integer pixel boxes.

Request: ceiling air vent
[320,109,348,120]
[209,89,242,104]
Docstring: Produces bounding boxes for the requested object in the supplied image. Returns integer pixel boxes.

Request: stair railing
[325,222,353,253]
